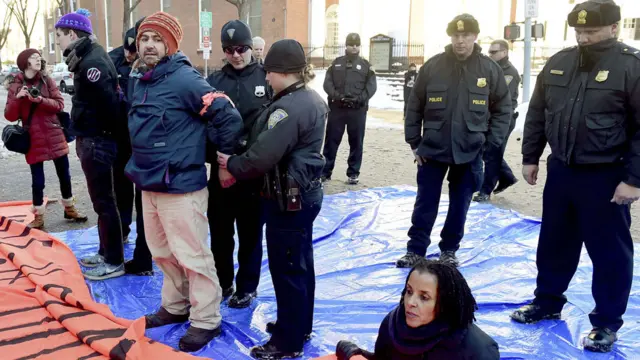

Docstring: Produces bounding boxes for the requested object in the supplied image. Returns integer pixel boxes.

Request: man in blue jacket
[125,12,243,352]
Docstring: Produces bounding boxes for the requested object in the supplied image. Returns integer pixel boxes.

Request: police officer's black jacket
[324,53,377,108]
[206,60,271,149]
[66,38,120,138]
[226,81,329,189]
[405,44,512,164]
[522,39,640,187]
[497,56,520,112]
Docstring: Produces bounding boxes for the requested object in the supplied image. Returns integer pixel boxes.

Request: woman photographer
[336,259,500,360]
[4,49,87,229]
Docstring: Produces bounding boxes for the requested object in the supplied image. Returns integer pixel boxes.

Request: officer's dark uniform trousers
[208,170,263,294]
[532,73,633,333]
[480,115,517,194]
[408,155,482,256]
[264,182,323,351]
[323,104,367,178]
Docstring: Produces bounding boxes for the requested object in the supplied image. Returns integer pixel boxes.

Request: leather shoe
[179,325,222,352]
[250,341,302,359]
[145,307,189,329]
[229,291,257,308]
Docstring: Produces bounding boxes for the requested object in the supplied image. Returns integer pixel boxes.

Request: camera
[28,87,40,98]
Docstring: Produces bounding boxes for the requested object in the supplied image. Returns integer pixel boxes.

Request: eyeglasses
[223,45,251,55]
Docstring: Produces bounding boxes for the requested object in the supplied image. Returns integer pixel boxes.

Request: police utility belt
[263,165,302,212]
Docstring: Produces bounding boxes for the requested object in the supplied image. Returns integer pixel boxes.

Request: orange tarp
[0,206,206,360]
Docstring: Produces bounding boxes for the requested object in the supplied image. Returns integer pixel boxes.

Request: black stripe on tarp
[0,258,6,265]
[0,327,67,347]
[77,351,102,360]
[24,288,35,293]
[43,284,73,302]
[0,305,42,318]
[15,340,84,360]
[43,300,75,308]
[0,268,19,274]
[0,217,6,228]
[21,262,54,272]
[0,238,53,249]
[0,317,55,333]
[109,338,135,360]
[77,328,127,345]
[58,311,93,322]
[1,225,31,238]
[7,215,27,218]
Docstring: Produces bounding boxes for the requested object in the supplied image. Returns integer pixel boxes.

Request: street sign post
[523,0,538,103]
[200,11,212,77]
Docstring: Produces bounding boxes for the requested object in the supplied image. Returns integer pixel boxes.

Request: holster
[262,165,302,212]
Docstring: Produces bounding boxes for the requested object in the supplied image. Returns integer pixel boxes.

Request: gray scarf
[63,35,97,72]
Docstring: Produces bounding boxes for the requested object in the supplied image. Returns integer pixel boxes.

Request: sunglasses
[223,45,251,55]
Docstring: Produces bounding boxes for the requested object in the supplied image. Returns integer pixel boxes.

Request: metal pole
[523,16,532,103]
[205,58,208,78]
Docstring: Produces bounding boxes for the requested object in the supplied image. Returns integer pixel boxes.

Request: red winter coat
[4,72,68,165]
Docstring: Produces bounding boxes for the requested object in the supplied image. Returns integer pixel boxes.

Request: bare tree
[0,1,15,65]
[123,0,143,39]
[55,0,69,15]
[225,0,250,22]
[5,0,40,48]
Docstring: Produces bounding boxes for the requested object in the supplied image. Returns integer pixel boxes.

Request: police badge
[595,70,609,82]
[477,78,487,88]
[457,20,464,32]
[577,10,587,25]
[255,85,265,97]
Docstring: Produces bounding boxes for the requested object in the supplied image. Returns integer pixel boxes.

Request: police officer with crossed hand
[321,33,377,185]
[511,0,640,353]
[397,14,511,268]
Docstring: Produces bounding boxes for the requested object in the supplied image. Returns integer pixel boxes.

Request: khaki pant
[142,188,222,330]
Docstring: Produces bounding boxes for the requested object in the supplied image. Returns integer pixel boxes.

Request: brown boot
[28,206,46,229]
[62,198,88,222]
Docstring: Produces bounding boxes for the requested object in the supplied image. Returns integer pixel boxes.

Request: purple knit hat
[55,8,93,35]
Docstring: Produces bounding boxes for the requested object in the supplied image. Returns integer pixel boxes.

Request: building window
[326,5,340,60]
[104,0,111,50]
[248,0,261,36]
[622,18,640,41]
[70,0,77,11]
[49,32,55,53]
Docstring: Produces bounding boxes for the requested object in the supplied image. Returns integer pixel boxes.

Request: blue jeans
[76,136,124,266]
[30,155,73,206]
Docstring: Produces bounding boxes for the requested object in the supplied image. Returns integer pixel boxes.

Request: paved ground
[1,88,639,241]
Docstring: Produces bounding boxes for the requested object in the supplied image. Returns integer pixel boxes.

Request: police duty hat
[346,33,361,46]
[264,39,307,74]
[446,14,480,36]
[221,20,253,48]
[123,16,146,53]
[567,0,621,27]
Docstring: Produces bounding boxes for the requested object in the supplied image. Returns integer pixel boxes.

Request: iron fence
[304,41,425,71]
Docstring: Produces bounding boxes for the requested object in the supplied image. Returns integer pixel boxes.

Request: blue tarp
[54,185,640,359]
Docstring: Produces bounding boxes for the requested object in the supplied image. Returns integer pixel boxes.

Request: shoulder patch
[86,67,101,82]
[268,109,288,129]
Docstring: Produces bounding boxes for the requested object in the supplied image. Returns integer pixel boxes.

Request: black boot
[494,178,518,194]
[265,322,311,342]
[222,286,234,299]
[179,325,222,352]
[510,303,561,324]
[250,340,303,359]
[229,291,257,309]
[145,307,189,329]
[439,251,458,266]
[583,328,617,353]
[472,193,490,202]
[395,252,423,268]
[124,260,153,276]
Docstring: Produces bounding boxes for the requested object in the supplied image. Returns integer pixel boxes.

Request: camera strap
[21,78,44,131]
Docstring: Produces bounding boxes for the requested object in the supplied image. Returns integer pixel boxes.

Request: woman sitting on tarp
[4,49,87,229]
[336,259,500,360]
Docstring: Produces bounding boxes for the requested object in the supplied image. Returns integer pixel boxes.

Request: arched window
[326,4,340,60]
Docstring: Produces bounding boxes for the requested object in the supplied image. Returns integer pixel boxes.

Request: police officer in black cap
[397,14,512,268]
[322,32,377,185]
[108,16,153,276]
[217,39,327,359]
[205,19,271,309]
[511,0,640,352]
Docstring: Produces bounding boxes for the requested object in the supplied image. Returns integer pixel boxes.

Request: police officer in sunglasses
[206,19,272,309]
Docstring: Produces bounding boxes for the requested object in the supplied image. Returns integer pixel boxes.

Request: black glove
[513,111,519,120]
[340,96,358,109]
[336,340,362,360]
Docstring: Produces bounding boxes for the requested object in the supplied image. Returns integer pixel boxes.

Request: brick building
[42,0,311,69]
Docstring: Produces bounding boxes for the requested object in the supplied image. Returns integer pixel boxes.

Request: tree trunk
[238,3,250,22]
[123,0,143,40]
